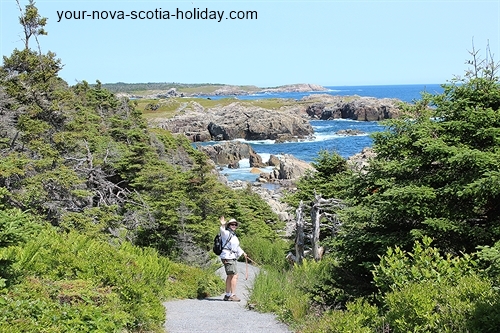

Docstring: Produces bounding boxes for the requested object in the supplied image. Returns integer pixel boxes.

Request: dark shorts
[222,259,237,275]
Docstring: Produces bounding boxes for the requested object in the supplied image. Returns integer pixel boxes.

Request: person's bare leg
[225,275,233,294]
[231,273,238,295]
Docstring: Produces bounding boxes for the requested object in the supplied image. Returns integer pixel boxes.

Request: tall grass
[241,234,290,269]
[249,259,326,325]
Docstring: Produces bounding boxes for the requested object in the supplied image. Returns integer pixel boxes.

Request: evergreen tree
[329,46,500,297]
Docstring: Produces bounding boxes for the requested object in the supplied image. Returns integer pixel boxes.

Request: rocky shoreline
[149,94,401,143]
[155,102,314,143]
[131,84,391,232]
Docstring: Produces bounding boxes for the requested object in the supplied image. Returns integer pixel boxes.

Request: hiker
[219,216,247,302]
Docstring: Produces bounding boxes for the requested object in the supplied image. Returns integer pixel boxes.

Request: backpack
[212,232,232,255]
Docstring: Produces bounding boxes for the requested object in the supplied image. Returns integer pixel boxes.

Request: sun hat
[227,218,239,226]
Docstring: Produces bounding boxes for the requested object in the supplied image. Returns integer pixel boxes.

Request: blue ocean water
[201,84,444,182]
[202,84,444,103]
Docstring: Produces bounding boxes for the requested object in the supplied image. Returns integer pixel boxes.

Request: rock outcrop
[210,86,256,96]
[260,84,328,93]
[116,88,185,99]
[197,141,314,183]
[347,147,377,172]
[303,95,400,121]
[259,154,315,182]
[196,141,268,168]
[336,129,366,136]
[155,102,314,142]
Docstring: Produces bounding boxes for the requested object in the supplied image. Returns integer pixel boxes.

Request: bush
[0,226,223,332]
[384,275,499,333]
[0,277,130,332]
[374,237,500,333]
[0,198,41,289]
[373,236,477,294]
[476,240,500,282]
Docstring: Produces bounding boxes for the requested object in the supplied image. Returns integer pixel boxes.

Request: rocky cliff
[154,102,314,142]
[196,141,264,168]
[302,94,401,121]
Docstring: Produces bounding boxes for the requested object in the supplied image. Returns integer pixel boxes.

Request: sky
[0,0,499,87]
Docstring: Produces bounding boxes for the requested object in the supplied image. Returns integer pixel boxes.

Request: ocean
[203,84,444,103]
[200,84,444,183]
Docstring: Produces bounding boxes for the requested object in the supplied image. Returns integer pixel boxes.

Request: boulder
[250,167,262,174]
[196,141,258,167]
[336,129,366,136]
[347,147,377,172]
[277,154,315,180]
[249,150,265,168]
[267,154,281,167]
[260,154,315,181]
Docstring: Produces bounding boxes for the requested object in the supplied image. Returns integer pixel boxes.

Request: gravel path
[163,261,292,333]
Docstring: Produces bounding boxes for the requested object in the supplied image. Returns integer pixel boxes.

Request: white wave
[233,138,276,145]
[238,158,250,168]
[259,153,271,163]
[333,118,364,122]
[221,165,275,182]
[312,132,369,142]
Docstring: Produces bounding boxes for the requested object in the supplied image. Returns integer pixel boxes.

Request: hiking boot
[223,295,230,301]
[228,295,241,302]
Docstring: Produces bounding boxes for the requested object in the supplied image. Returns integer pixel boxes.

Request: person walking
[219,216,247,302]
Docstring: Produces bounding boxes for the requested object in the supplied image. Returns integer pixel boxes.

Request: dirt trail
[163,262,292,333]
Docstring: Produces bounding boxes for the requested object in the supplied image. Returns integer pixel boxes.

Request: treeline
[0,2,285,332]
[250,48,500,332]
[99,82,225,93]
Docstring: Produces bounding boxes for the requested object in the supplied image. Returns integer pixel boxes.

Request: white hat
[227,218,239,226]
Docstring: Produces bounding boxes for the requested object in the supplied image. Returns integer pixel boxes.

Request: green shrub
[374,237,500,333]
[0,226,223,332]
[373,236,477,294]
[0,201,41,289]
[384,275,499,333]
[476,240,500,282]
[0,277,130,333]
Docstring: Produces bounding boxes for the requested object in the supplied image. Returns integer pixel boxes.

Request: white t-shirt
[219,226,245,259]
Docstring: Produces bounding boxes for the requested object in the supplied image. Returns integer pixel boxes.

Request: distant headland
[99,82,328,99]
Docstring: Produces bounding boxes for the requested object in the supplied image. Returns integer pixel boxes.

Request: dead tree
[291,192,345,264]
[294,200,305,264]
[310,193,344,261]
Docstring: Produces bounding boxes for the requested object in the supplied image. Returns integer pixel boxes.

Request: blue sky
[1,0,498,87]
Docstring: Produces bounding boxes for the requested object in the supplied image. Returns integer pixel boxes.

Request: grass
[137,96,319,120]
[137,97,239,119]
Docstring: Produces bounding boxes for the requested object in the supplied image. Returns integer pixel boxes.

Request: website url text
[56,8,258,23]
